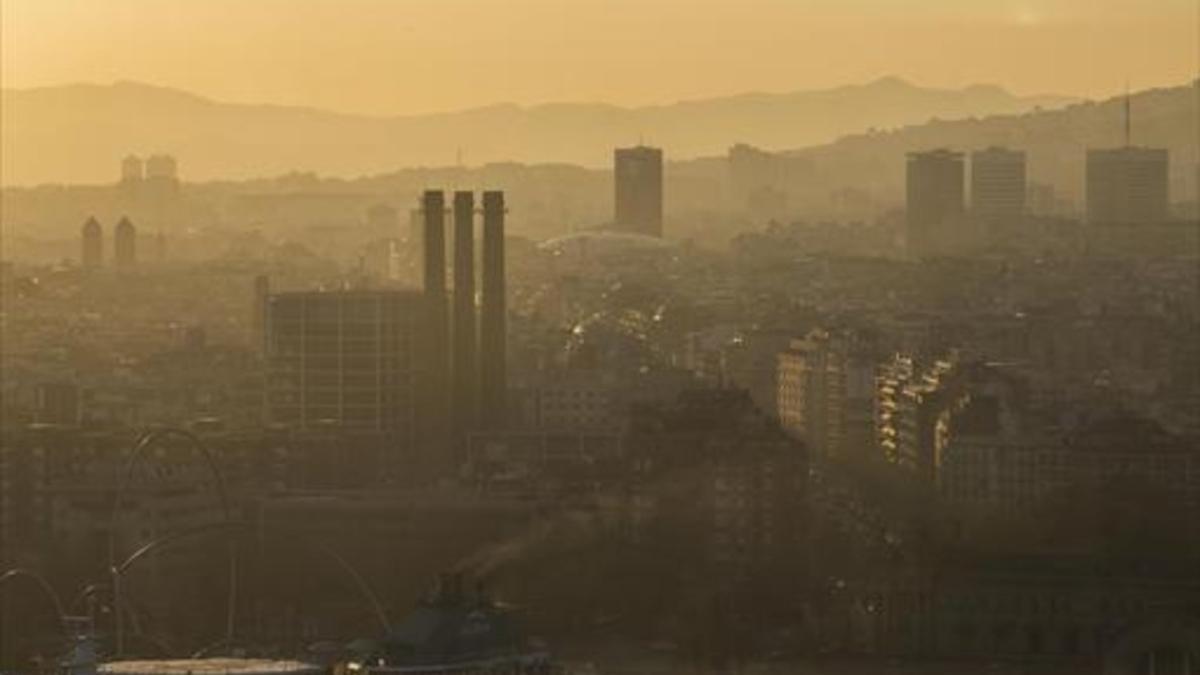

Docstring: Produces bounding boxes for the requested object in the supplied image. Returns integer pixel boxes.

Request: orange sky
[2,0,1197,115]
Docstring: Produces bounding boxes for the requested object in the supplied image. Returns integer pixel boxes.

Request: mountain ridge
[1,77,1078,185]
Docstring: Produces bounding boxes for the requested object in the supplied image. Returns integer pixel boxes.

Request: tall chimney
[452,191,477,434]
[480,191,507,429]
[421,190,450,452]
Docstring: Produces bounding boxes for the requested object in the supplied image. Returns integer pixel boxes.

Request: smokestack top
[483,191,505,212]
[423,190,445,209]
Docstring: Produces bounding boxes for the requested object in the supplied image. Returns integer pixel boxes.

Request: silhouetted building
[1086,147,1169,224]
[113,216,137,269]
[906,149,965,257]
[452,192,478,433]
[81,216,103,269]
[145,154,177,181]
[629,388,809,590]
[263,289,420,435]
[970,147,1026,224]
[120,155,144,185]
[614,145,664,237]
[481,191,507,429]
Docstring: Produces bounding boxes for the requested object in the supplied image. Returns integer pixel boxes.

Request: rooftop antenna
[1123,81,1132,147]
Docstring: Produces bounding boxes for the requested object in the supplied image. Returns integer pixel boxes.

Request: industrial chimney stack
[421,190,450,451]
[452,191,478,433]
[480,191,507,429]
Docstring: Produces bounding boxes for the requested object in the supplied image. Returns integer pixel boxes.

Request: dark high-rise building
[1086,147,1169,224]
[481,191,507,428]
[906,149,965,256]
[614,145,664,237]
[970,147,1026,224]
[263,290,420,434]
[81,216,103,269]
[452,191,478,432]
[113,216,137,269]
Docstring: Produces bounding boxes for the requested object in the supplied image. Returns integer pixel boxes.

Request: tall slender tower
[421,191,451,452]
[81,217,103,269]
[480,191,507,428]
[452,191,478,434]
[114,216,137,270]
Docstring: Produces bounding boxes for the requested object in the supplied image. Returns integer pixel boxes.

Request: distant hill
[0,77,1074,186]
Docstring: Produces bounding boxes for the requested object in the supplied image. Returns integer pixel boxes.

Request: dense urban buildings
[3,51,1199,674]
[613,145,664,238]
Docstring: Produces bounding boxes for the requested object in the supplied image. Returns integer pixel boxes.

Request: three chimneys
[81,216,138,270]
[422,190,507,438]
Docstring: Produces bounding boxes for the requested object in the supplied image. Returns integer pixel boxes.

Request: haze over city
[1,1,1199,675]
[3,0,1197,114]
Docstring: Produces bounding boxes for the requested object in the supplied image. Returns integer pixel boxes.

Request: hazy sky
[2,0,1196,115]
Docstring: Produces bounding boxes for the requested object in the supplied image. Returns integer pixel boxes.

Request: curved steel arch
[113,520,392,636]
[0,567,67,635]
[107,427,234,567]
[107,427,235,657]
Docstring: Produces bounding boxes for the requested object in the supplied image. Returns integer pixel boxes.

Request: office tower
[906,149,965,257]
[481,191,507,428]
[81,216,103,269]
[614,145,664,237]
[422,190,451,444]
[970,147,1027,224]
[263,289,421,432]
[452,191,478,432]
[113,216,137,269]
[1086,148,1169,224]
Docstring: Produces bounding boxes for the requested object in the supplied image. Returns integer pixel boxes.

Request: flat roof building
[1086,147,1169,225]
[970,147,1026,225]
[264,290,421,434]
[906,149,965,257]
[614,145,664,238]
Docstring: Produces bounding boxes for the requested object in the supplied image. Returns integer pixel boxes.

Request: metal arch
[107,427,234,568]
[107,427,236,657]
[0,567,68,635]
[111,520,392,635]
